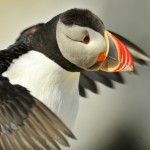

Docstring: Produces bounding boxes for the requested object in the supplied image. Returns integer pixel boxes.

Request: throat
[2,51,80,129]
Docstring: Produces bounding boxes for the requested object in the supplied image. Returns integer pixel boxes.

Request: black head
[60,8,105,35]
[25,9,107,72]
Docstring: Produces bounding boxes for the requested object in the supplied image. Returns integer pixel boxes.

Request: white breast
[2,51,80,129]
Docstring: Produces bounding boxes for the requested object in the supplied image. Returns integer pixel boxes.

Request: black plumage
[0,9,149,150]
[60,8,105,35]
[6,21,150,98]
[0,43,28,74]
[0,76,75,149]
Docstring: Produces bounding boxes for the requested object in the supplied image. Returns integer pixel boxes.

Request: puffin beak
[97,31,134,72]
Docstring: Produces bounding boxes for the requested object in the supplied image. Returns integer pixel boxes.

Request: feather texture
[4,23,150,98]
[0,76,75,150]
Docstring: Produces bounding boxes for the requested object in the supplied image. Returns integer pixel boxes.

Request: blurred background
[0,0,150,149]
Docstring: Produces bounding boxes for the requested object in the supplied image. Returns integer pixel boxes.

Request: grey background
[0,0,150,149]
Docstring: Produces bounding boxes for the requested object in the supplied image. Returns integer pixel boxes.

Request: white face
[56,20,106,71]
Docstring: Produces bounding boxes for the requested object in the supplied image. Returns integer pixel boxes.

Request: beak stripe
[112,34,134,72]
[112,35,127,71]
[98,31,134,72]
[118,41,129,71]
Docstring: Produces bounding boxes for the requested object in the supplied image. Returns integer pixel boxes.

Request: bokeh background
[0,0,150,149]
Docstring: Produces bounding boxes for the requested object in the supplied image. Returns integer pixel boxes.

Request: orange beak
[97,31,134,72]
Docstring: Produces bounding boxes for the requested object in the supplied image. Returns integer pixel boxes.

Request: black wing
[0,76,75,150]
[15,23,45,43]
[79,31,150,97]
[0,24,76,149]
[0,43,28,74]
[9,24,150,98]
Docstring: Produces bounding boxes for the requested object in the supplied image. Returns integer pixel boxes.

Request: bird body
[3,50,80,129]
[0,8,149,149]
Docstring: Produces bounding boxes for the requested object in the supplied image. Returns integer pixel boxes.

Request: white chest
[2,51,80,129]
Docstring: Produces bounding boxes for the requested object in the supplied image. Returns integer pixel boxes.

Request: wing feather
[0,76,75,150]
[80,73,98,94]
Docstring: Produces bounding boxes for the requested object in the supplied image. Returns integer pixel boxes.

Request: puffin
[0,8,149,149]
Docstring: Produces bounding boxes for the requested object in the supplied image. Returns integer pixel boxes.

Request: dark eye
[82,35,90,44]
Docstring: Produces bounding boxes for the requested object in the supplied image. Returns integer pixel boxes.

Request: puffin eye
[82,35,90,44]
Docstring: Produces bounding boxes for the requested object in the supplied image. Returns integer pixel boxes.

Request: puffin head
[56,9,134,72]
[27,9,134,72]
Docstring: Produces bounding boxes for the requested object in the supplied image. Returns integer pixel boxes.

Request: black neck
[27,15,83,72]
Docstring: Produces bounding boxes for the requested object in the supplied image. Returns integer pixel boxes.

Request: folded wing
[0,76,75,150]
